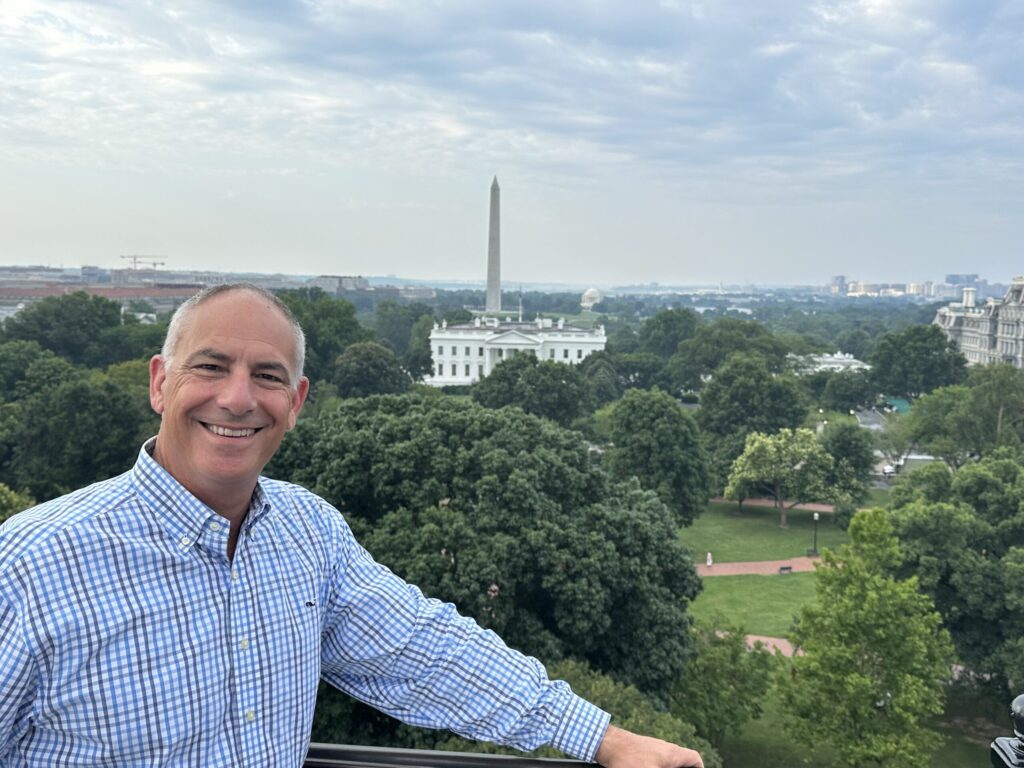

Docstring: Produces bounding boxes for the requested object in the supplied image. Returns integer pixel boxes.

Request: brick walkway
[696,555,819,577]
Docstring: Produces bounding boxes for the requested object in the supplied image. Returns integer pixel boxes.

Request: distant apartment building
[427,316,607,386]
[933,277,1024,368]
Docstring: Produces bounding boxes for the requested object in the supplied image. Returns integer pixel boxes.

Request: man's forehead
[175,292,297,361]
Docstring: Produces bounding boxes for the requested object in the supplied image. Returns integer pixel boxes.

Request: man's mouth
[201,422,260,438]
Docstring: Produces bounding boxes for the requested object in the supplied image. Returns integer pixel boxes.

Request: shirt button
[239,638,249,650]
[210,522,221,533]
[245,709,256,723]
[179,536,191,548]
[231,569,239,582]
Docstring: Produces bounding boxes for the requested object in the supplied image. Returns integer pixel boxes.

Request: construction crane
[120,255,166,270]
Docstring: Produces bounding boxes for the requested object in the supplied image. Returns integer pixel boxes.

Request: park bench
[778,565,793,574]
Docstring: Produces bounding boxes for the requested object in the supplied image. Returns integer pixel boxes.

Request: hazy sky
[1,1,1021,287]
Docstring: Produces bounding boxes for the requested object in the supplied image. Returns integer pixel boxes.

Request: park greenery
[0,286,1017,765]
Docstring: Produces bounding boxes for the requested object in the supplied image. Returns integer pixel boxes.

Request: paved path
[697,555,819,577]
[709,496,835,512]
[746,635,798,657]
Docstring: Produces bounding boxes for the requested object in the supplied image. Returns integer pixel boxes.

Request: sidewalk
[709,496,835,512]
[697,555,819,577]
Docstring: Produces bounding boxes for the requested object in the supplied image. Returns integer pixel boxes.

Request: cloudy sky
[1,1,1021,287]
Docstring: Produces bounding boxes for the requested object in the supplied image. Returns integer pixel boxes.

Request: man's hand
[594,725,703,768]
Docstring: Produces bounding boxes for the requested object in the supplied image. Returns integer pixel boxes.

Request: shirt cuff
[549,693,611,763]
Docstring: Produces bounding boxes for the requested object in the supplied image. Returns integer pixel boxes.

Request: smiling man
[0,284,703,768]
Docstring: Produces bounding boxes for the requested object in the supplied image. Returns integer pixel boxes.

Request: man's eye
[256,373,284,383]
[195,364,222,372]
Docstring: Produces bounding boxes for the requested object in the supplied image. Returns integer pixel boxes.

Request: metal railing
[304,745,590,768]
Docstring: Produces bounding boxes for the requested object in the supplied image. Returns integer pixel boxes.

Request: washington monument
[486,176,501,312]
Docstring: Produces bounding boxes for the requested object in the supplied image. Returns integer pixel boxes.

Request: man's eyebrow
[183,348,232,365]
[182,349,292,383]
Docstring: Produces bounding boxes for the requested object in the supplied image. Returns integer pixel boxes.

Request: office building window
[465,364,470,376]
[563,349,569,359]
[478,364,484,377]
[437,345,443,356]
[478,347,484,356]
[451,346,457,356]
[451,363,456,376]
[549,349,555,359]
[465,347,471,356]
[577,349,583,359]
[437,363,443,375]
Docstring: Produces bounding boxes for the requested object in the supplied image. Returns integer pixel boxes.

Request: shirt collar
[131,438,272,553]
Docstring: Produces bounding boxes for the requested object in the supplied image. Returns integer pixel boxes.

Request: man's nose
[216,370,257,414]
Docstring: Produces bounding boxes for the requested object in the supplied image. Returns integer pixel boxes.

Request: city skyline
[1,2,1021,285]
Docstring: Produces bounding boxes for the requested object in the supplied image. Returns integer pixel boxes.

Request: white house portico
[427,316,607,386]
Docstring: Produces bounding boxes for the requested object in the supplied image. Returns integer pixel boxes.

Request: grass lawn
[683,502,849,563]
[862,486,892,509]
[717,685,998,768]
[689,572,816,637]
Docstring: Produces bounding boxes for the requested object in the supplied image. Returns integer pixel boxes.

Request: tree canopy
[869,324,966,399]
[781,508,954,768]
[605,388,709,526]
[724,428,833,527]
[889,452,1024,688]
[268,393,701,698]
[470,354,594,426]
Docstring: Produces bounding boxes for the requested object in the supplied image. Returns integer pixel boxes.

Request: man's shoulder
[0,472,135,571]
[258,478,354,546]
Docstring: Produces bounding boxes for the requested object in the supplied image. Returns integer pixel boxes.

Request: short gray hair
[162,283,306,386]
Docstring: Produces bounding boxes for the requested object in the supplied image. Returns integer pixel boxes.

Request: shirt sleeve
[318,514,610,761]
[0,590,37,763]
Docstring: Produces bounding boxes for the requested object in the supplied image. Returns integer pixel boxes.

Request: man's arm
[595,725,704,768]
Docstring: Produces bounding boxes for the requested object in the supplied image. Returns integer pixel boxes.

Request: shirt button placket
[230,552,262,758]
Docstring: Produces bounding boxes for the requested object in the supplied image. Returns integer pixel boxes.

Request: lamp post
[809,512,820,557]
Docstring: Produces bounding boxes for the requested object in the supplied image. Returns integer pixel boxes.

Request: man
[0,284,703,768]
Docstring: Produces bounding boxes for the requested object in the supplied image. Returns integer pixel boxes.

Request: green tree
[724,428,833,527]
[889,453,1024,688]
[0,340,56,401]
[670,318,789,391]
[1,292,124,366]
[836,327,873,360]
[277,288,370,384]
[822,368,876,412]
[820,421,875,502]
[904,385,976,469]
[606,389,709,526]
[7,377,144,500]
[780,508,954,768]
[373,301,433,356]
[268,394,701,699]
[869,324,966,399]
[697,355,806,439]
[0,482,34,524]
[471,354,594,426]
[670,620,777,747]
[332,341,412,398]
[638,308,699,359]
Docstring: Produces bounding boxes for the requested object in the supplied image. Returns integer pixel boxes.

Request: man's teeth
[206,424,256,438]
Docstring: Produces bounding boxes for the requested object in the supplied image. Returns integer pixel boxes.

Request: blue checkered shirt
[0,442,610,767]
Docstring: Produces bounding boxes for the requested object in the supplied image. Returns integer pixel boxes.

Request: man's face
[149,290,308,505]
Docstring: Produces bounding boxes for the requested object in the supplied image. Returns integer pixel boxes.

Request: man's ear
[287,376,310,430]
[149,355,167,414]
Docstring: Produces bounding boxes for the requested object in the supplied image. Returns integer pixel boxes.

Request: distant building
[830,275,847,296]
[427,316,606,387]
[307,275,370,294]
[934,278,1024,368]
[791,352,870,374]
[580,288,603,310]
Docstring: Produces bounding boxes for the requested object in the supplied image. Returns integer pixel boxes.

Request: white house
[427,316,607,386]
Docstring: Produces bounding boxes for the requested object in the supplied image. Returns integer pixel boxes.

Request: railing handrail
[304,744,591,768]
